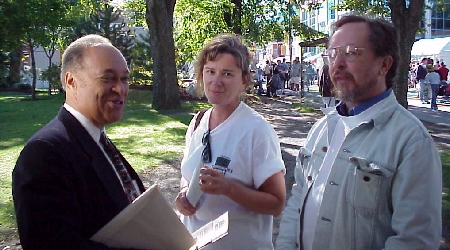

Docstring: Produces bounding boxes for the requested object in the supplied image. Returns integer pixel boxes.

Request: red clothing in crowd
[438,65,449,81]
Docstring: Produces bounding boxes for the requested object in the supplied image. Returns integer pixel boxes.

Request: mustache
[331,70,353,79]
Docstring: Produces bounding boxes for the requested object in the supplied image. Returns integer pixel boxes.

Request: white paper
[191,212,229,249]
[185,157,204,207]
[91,184,196,250]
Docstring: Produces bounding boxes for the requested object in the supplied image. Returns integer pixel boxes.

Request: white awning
[303,53,322,63]
[411,37,450,56]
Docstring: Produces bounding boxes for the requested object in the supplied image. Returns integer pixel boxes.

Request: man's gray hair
[60,35,113,90]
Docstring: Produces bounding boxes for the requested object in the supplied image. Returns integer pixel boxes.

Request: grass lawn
[0,89,210,239]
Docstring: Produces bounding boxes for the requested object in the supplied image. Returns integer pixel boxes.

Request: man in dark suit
[12,35,146,249]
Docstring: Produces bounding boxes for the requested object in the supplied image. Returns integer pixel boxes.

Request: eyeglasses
[202,130,211,163]
[322,45,365,64]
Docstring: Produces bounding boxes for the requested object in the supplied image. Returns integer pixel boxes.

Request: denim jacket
[276,92,442,250]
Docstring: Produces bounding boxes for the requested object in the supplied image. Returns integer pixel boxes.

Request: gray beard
[334,76,379,104]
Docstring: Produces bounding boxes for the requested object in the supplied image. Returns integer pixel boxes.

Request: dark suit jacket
[12,107,146,250]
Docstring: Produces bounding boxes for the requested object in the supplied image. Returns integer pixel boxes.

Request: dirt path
[1,96,449,249]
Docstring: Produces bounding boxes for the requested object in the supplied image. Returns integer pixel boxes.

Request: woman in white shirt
[174,34,286,250]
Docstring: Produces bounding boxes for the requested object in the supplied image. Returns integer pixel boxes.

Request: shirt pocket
[345,156,394,217]
[295,147,312,189]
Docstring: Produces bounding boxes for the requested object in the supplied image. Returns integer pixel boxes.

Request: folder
[91,184,195,250]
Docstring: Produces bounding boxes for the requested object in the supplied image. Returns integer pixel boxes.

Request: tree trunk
[28,39,37,100]
[45,53,54,95]
[389,0,424,109]
[224,0,243,35]
[145,0,181,110]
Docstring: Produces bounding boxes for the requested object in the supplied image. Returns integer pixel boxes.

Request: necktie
[100,132,139,203]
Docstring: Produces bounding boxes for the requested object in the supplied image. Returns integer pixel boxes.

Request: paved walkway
[407,88,450,127]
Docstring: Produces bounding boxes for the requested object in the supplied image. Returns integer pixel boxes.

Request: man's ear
[379,55,393,76]
[65,72,76,91]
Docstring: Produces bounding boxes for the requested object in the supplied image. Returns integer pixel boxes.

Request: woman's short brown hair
[195,34,250,95]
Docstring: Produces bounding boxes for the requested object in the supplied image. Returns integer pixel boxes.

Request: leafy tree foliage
[0,0,76,99]
[122,0,148,28]
[0,52,9,88]
[40,63,62,93]
[129,33,153,86]
[21,0,76,100]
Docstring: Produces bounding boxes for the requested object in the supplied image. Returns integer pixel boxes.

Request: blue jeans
[431,84,439,109]
[419,80,431,101]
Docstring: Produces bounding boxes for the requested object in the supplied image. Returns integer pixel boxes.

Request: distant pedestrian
[305,62,315,86]
[438,62,449,83]
[289,57,301,91]
[282,58,290,90]
[416,57,430,103]
[275,60,287,94]
[425,64,441,111]
[267,69,283,97]
[318,60,335,108]
[264,60,273,84]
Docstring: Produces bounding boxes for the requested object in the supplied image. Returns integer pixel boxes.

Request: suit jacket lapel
[57,107,130,210]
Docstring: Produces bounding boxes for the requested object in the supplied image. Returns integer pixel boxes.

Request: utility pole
[288,0,293,63]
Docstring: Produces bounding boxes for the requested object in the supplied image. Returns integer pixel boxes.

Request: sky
[110,0,125,7]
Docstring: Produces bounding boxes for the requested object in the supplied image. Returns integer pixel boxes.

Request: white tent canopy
[411,37,450,64]
[303,53,322,63]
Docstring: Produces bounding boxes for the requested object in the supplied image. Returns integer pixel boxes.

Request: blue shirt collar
[337,88,392,116]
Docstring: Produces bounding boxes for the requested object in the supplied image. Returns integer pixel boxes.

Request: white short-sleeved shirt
[180,102,285,250]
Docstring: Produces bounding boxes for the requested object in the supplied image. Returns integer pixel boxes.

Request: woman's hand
[200,167,286,216]
[175,187,197,216]
[198,167,230,195]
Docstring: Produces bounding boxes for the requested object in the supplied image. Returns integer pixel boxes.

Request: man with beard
[276,15,442,250]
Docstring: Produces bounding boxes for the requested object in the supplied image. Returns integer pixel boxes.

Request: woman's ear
[242,74,250,91]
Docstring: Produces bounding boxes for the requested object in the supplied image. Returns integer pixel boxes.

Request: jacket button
[307,176,312,181]
[363,176,371,182]
[329,181,339,186]
[322,146,327,152]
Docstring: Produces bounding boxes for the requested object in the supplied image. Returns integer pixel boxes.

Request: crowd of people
[249,57,319,98]
[410,57,449,111]
[12,14,443,250]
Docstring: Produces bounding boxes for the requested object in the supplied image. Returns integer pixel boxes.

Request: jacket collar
[324,91,399,131]
[57,107,131,210]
